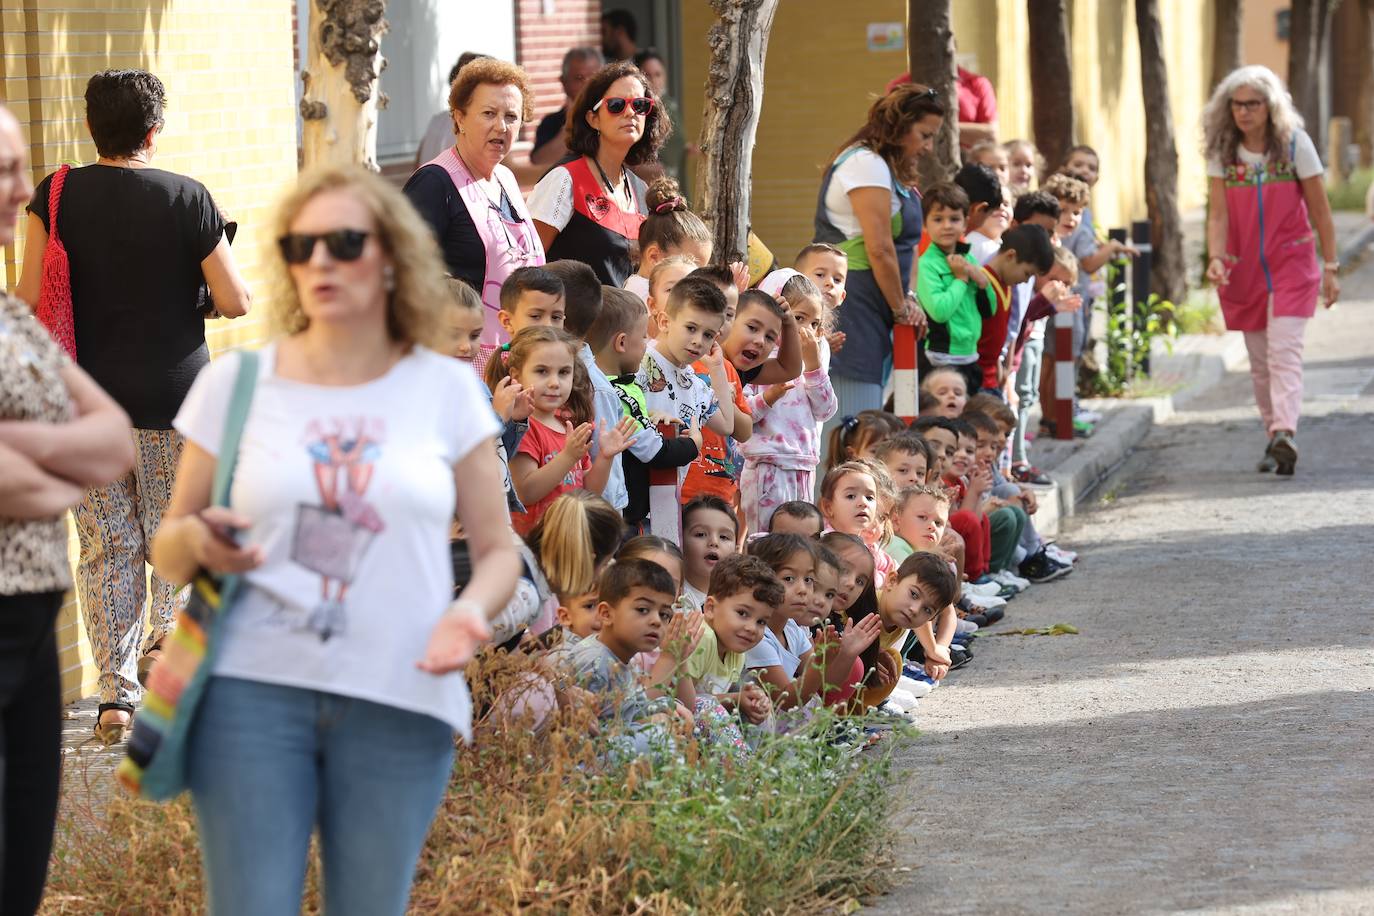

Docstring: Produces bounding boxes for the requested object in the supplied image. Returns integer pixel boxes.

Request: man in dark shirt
[600,9,639,62]
[530,47,603,166]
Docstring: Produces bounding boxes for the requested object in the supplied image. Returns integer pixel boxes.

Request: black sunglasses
[594,96,654,117]
[278,229,370,264]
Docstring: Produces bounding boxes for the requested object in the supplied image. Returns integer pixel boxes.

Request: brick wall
[0,0,299,701]
[514,0,602,149]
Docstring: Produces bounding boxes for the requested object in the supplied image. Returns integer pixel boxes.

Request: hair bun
[645,176,685,213]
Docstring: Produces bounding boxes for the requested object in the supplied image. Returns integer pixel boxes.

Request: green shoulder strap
[211,350,260,508]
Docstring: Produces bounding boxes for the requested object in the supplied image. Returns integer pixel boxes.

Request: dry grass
[43,652,903,915]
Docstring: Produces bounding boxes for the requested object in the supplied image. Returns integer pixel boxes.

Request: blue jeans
[821,375,886,472]
[186,677,455,916]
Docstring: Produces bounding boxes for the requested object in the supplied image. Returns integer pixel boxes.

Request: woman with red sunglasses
[527,60,672,287]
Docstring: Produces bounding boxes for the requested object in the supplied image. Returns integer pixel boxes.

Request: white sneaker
[1076,408,1103,424]
[990,569,1030,592]
[955,618,980,635]
[1046,544,1078,564]
[897,675,934,699]
[964,580,1003,597]
[963,592,1006,610]
[888,688,920,712]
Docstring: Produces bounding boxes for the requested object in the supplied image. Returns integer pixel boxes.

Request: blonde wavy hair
[1202,65,1305,167]
[267,165,448,349]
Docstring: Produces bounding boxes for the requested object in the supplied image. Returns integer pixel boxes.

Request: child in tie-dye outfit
[738,271,837,531]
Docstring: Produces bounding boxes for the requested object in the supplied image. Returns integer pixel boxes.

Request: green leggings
[989,505,1028,572]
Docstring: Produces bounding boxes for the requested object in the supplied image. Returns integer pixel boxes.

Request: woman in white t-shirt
[1203,65,1340,477]
[814,85,946,455]
[150,166,520,915]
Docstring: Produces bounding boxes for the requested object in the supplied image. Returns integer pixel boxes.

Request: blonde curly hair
[266,164,448,350]
[1202,65,1305,167]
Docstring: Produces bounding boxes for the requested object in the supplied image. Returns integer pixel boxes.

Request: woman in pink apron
[403,58,545,348]
[1203,65,1339,477]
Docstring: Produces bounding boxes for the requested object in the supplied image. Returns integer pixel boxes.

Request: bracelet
[1323,261,1340,271]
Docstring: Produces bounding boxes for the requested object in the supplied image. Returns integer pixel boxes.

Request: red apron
[1219,142,1320,332]
[423,148,544,345]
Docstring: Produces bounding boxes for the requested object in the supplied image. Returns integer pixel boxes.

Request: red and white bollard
[892,324,919,423]
[647,421,681,544]
[1051,310,1075,439]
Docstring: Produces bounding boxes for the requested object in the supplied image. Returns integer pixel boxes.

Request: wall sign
[867,22,905,53]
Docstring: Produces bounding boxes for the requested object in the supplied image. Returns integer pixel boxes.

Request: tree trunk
[300,0,389,170]
[1360,0,1374,167]
[1135,0,1186,304]
[1027,0,1074,179]
[697,0,780,266]
[906,0,960,186]
[1288,0,1337,162]
[1210,0,1244,91]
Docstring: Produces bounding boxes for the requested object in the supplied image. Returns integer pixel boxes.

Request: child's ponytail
[525,491,626,599]
[825,409,905,471]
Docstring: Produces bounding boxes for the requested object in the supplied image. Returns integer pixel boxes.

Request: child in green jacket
[917,182,991,395]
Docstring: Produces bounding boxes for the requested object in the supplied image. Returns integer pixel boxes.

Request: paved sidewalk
[875,258,1374,912]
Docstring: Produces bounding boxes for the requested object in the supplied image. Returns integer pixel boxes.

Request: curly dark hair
[85,69,166,158]
[565,60,670,167]
[837,82,947,188]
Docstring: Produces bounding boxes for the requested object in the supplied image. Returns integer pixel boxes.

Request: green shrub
[1327,169,1373,212]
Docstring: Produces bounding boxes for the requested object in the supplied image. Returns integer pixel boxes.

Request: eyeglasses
[278,229,370,264]
[1230,98,1265,112]
[593,96,654,117]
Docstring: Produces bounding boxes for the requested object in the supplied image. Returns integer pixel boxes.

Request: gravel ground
[874,262,1374,914]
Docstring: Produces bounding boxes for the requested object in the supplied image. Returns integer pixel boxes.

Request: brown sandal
[95,703,134,747]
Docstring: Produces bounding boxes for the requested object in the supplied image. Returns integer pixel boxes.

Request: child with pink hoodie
[738,270,838,532]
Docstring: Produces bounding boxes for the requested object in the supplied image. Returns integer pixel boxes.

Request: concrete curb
[1036,331,1248,538]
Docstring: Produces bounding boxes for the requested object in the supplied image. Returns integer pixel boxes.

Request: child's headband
[757,267,801,298]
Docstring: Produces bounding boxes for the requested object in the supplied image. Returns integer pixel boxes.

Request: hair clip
[653,196,685,214]
[501,342,512,352]
[841,415,859,432]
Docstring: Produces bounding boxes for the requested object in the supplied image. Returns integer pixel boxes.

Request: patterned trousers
[739,462,815,535]
[73,428,186,707]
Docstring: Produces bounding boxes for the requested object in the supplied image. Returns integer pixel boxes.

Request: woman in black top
[402,58,545,346]
[17,69,250,745]
[526,61,670,286]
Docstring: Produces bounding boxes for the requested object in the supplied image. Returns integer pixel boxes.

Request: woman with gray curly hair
[1203,65,1339,477]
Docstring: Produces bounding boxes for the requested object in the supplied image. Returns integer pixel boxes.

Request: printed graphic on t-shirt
[640,351,718,429]
[292,416,387,641]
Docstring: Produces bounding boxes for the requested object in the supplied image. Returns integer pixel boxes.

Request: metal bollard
[1131,220,1154,377]
[892,324,919,422]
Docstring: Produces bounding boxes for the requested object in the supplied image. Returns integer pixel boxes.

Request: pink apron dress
[1218,139,1320,332]
[422,148,545,346]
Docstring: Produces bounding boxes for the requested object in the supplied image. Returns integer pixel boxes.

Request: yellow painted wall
[679,0,1215,259]
[1242,0,1288,80]
[680,0,911,264]
[1,0,299,701]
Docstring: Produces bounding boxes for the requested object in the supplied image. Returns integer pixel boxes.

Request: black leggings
[0,590,62,916]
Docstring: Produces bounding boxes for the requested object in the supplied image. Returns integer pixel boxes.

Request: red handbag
[36,164,76,359]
